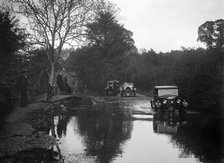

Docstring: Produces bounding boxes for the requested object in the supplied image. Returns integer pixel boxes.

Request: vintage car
[151,85,188,131]
[104,80,120,96]
[120,82,136,97]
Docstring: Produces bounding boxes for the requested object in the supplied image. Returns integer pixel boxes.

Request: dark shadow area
[0,148,64,163]
[0,83,17,130]
[171,114,224,162]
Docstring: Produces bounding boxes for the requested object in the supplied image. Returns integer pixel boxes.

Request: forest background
[0,1,223,115]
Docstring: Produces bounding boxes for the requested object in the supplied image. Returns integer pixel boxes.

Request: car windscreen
[107,81,114,86]
[123,82,133,87]
[158,88,178,97]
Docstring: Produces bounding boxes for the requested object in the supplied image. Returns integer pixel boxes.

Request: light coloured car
[120,82,136,97]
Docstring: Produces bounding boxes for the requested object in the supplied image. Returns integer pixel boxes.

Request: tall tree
[0,10,26,82]
[66,10,136,91]
[85,11,135,58]
[198,19,224,49]
[4,0,104,98]
[85,11,135,81]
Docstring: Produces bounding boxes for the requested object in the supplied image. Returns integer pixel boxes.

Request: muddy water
[48,98,224,163]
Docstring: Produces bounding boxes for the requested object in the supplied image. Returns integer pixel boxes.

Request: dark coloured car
[120,82,136,97]
[150,85,188,132]
[104,80,120,96]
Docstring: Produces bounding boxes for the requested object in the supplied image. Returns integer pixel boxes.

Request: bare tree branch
[3,0,105,87]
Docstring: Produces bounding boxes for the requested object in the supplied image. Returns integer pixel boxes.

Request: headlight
[133,88,136,90]
[183,101,188,107]
[163,100,167,104]
[177,99,181,104]
[155,101,161,107]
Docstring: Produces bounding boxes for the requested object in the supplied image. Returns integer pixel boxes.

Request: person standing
[64,77,72,95]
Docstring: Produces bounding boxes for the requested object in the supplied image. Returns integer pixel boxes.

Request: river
[45,95,224,163]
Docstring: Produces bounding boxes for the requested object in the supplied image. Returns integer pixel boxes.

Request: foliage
[55,15,224,113]
[23,48,65,97]
[198,19,224,49]
[4,0,105,89]
[0,10,27,116]
[0,10,26,82]
[85,11,135,58]
[66,10,136,92]
[66,46,108,92]
[67,45,222,112]
[140,48,223,112]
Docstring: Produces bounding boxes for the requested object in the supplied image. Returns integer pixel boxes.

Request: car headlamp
[177,99,181,104]
[183,101,188,107]
[155,101,161,107]
[163,100,167,104]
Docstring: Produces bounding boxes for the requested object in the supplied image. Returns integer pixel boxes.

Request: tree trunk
[47,62,55,100]
[49,62,55,86]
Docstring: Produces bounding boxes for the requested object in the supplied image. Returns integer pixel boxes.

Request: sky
[109,0,224,52]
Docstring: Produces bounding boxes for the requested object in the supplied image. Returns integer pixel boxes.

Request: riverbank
[0,92,102,159]
[0,102,56,158]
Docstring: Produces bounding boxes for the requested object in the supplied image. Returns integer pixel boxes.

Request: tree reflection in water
[171,115,224,162]
[42,101,224,163]
[75,103,133,163]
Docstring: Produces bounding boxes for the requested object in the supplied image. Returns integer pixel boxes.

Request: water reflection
[45,102,133,162]
[48,115,70,139]
[75,103,133,163]
[171,115,224,163]
[43,101,224,163]
[152,114,179,134]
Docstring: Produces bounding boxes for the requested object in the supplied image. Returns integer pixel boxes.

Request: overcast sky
[110,0,224,52]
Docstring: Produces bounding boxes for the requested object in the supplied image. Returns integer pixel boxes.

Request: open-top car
[120,82,136,97]
[151,85,188,132]
[104,80,120,96]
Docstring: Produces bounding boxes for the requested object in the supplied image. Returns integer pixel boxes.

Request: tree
[0,10,26,82]
[84,11,135,82]
[4,0,104,98]
[198,19,224,49]
[66,46,108,92]
[66,10,135,92]
[85,11,135,58]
